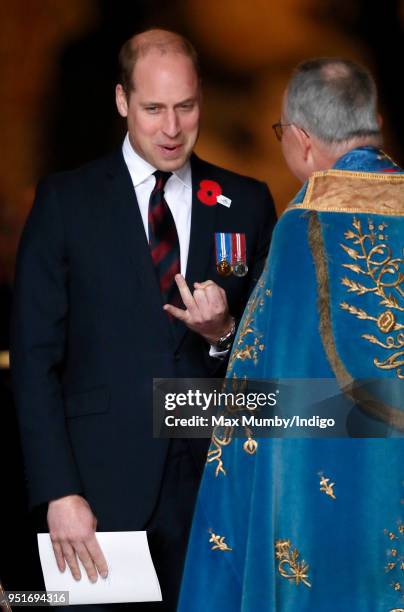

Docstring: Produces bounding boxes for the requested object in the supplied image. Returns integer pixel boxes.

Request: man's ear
[291,124,311,161]
[115,84,128,118]
[377,112,383,129]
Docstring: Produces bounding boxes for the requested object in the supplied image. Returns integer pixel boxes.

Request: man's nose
[162,110,180,138]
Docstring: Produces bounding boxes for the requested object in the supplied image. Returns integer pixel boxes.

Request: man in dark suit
[11,29,276,610]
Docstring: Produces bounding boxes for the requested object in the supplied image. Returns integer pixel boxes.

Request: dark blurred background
[1,0,403,591]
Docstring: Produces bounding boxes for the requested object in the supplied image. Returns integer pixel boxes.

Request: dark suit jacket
[11,150,276,530]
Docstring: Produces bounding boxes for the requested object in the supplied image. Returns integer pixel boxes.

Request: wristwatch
[215,317,236,351]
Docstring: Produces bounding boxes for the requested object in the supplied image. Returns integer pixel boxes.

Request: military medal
[215,233,233,276]
[232,233,248,277]
[217,260,232,276]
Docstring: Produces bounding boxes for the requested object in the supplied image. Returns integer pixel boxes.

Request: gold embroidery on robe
[275,539,311,588]
[243,427,258,455]
[384,523,404,604]
[208,530,233,551]
[319,475,336,500]
[308,212,404,430]
[207,427,234,477]
[228,261,271,372]
[205,270,271,474]
[206,376,248,475]
[339,216,403,379]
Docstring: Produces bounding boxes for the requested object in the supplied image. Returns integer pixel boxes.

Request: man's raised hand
[163,274,234,344]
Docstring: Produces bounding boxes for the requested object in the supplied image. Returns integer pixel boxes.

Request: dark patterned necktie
[148,170,181,304]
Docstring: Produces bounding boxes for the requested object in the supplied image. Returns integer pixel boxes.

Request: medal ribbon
[215,233,232,266]
[231,233,246,264]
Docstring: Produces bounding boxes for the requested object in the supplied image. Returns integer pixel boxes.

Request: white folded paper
[37,531,162,605]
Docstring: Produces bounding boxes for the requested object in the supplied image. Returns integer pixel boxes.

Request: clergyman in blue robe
[178,59,404,611]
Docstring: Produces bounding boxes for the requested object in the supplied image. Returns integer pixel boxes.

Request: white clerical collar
[122,133,191,189]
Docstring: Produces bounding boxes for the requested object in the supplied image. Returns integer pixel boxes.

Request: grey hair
[285,58,382,144]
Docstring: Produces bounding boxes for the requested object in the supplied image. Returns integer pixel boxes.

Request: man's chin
[154,154,190,172]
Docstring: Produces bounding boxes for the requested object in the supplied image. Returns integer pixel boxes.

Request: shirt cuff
[209,344,229,359]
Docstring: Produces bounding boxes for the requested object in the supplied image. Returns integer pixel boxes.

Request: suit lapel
[185,154,218,286]
[174,154,218,348]
[104,150,175,343]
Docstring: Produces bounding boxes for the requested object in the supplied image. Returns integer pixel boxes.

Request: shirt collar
[122,133,191,189]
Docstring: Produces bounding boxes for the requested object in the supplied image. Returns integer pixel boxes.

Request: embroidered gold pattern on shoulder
[275,539,311,588]
[339,217,404,378]
[298,170,404,215]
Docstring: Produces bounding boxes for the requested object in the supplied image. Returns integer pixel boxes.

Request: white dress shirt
[122,133,192,276]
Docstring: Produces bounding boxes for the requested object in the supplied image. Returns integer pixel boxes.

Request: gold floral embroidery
[339,217,404,378]
[275,539,311,588]
[206,273,271,474]
[319,475,336,500]
[207,427,234,477]
[227,268,271,372]
[309,213,404,428]
[384,523,404,603]
[208,530,232,551]
[206,377,249,476]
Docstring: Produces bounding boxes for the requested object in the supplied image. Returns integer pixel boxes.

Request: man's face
[116,51,201,171]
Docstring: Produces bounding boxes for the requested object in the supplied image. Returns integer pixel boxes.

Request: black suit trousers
[58,439,203,612]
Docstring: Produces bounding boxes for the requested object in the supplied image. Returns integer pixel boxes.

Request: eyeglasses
[272,122,292,141]
[272,121,309,141]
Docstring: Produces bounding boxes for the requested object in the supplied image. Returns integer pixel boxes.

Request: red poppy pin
[197,179,222,206]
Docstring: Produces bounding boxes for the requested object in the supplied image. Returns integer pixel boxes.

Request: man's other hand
[47,494,108,582]
[163,275,233,344]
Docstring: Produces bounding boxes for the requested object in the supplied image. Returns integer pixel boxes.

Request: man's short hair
[285,58,381,144]
[118,28,200,96]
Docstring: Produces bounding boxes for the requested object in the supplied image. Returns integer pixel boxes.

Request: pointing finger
[174,275,195,309]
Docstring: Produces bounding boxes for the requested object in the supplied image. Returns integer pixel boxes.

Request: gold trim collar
[288,170,404,216]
